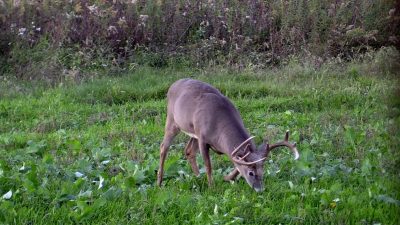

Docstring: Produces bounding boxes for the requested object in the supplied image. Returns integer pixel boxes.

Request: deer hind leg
[157,117,180,186]
[198,139,213,186]
[224,168,240,181]
[184,138,200,176]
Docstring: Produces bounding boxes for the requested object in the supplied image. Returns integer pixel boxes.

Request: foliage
[0,60,399,223]
[0,0,399,79]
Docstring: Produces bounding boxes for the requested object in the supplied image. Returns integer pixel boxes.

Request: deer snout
[252,182,264,192]
[253,184,264,192]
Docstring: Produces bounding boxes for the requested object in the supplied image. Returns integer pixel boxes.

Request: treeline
[0,0,399,79]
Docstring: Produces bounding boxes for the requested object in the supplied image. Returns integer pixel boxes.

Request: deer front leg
[184,138,200,176]
[224,168,240,181]
[199,139,213,186]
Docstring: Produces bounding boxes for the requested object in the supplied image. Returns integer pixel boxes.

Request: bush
[373,46,400,75]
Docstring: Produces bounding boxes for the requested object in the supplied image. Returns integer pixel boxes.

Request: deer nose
[253,184,264,192]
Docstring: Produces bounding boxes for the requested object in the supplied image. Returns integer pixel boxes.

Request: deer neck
[216,126,253,157]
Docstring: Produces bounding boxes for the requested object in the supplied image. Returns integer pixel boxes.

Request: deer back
[166,79,250,154]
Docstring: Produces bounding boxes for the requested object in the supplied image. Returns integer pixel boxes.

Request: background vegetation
[0,0,399,224]
[0,0,399,81]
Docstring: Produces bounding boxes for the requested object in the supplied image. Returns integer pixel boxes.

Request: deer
[157,79,299,192]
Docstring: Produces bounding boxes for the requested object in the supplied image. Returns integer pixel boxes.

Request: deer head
[229,131,299,192]
[157,79,299,192]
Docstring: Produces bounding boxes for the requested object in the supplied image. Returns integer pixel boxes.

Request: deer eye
[248,171,255,177]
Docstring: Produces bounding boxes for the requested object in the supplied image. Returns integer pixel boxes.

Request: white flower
[2,190,12,199]
[107,26,118,35]
[19,163,25,171]
[214,204,218,215]
[74,171,84,178]
[118,16,127,25]
[18,27,26,36]
[288,181,294,189]
[139,15,149,22]
[101,160,110,165]
[98,176,104,189]
[87,4,98,13]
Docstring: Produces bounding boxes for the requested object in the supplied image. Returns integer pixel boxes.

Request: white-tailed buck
[157,79,299,192]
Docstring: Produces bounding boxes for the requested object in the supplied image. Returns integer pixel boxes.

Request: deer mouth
[253,184,264,192]
[253,186,263,192]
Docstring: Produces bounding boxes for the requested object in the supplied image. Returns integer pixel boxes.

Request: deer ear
[257,142,270,158]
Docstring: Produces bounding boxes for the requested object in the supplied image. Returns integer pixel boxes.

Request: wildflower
[200,20,209,27]
[139,14,149,22]
[118,17,127,27]
[139,15,149,27]
[2,190,12,200]
[13,0,20,7]
[220,39,227,45]
[74,172,84,178]
[98,176,104,189]
[18,27,26,36]
[214,204,218,215]
[107,26,118,35]
[87,4,98,13]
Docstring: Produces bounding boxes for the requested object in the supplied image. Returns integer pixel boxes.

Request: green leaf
[42,153,54,164]
[0,201,17,223]
[361,158,371,176]
[376,195,400,206]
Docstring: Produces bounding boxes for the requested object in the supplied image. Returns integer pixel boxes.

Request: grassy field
[0,65,399,224]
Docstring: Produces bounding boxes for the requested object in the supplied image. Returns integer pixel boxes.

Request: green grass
[0,66,399,224]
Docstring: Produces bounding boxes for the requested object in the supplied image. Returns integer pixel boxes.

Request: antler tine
[232,156,267,166]
[231,136,255,157]
[284,130,289,141]
[269,130,300,160]
[230,136,268,165]
[239,151,251,160]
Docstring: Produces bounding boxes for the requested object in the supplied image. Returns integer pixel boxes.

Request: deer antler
[231,136,255,156]
[268,130,299,160]
[231,136,267,165]
[232,155,267,165]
